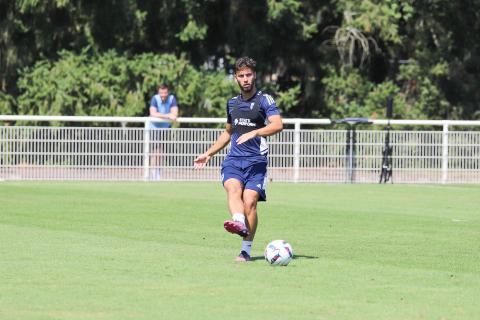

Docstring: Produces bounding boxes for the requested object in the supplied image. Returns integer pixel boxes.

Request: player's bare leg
[242,189,259,241]
[224,178,244,214]
[150,144,163,180]
[233,189,259,262]
[223,178,249,237]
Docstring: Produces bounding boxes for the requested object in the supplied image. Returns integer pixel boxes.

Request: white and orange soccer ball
[264,240,293,266]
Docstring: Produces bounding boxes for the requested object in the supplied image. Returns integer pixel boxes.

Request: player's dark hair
[235,57,256,73]
[158,83,169,90]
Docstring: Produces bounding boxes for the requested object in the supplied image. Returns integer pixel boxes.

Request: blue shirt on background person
[149,84,179,129]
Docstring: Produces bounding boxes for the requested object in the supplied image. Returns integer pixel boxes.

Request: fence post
[143,120,150,181]
[441,122,449,184]
[293,120,301,183]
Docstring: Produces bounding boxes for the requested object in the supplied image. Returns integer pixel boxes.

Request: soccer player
[193,57,283,262]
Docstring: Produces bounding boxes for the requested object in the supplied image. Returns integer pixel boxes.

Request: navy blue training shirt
[226,90,280,160]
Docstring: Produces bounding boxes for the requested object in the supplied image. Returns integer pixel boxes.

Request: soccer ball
[264,240,293,266]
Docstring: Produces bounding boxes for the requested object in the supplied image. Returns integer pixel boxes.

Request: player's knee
[243,198,257,212]
[225,185,243,197]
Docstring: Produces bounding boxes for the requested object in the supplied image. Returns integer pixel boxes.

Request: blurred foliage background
[1,0,480,121]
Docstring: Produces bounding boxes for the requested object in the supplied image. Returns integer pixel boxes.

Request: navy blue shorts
[221,158,267,201]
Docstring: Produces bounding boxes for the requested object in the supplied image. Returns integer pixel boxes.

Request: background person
[149,84,179,179]
[149,83,179,127]
[193,56,283,262]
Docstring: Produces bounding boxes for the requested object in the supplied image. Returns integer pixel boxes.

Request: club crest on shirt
[250,102,255,110]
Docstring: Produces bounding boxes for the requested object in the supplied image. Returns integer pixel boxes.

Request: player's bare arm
[194,124,233,169]
[149,106,178,120]
[168,106,179,120]
[236,115,283,145]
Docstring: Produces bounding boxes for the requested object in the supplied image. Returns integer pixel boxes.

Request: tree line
[1,0,479,122]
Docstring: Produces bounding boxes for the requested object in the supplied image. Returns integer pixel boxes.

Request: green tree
[0,0,146,92]
[3,0,480,121]
[15,50,238,125]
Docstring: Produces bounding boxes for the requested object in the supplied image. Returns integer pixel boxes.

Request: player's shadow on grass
[251,254,318,261]
[292,254,319,260]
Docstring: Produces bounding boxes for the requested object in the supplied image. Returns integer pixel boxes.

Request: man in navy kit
[194,57,283,262]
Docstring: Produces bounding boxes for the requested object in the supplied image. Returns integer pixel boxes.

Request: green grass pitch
[1,182,479,319]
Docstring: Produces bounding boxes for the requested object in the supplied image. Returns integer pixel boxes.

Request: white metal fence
[1,116,479,183]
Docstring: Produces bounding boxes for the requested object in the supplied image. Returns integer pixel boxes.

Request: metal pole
[143,120,150,181]
[293,120,301,183]
[441,122,449,184]
[351,126,356,183]
[345,126,352,183]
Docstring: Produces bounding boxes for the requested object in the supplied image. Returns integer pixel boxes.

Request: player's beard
[239,82,254,94]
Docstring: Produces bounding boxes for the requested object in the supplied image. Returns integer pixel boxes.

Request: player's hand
[193,153,211,169]
[236,130,258,145]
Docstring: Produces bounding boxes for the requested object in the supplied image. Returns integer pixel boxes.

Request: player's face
[235,67,256,93]
[158,88,169,102]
